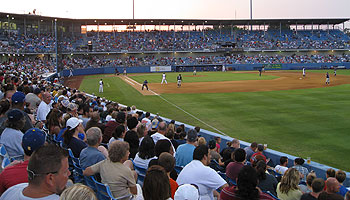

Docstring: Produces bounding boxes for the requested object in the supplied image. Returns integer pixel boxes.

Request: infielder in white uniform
[99,79,104,93]
[303,67,306,77]
[161,73,167,84]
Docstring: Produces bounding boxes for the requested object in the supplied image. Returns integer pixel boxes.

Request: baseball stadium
[1,1,350,199]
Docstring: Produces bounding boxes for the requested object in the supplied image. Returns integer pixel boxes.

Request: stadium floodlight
[12,17,14,20]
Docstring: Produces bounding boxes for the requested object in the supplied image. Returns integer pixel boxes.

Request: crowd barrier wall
[61,62,350,76]
[63,64,350,186]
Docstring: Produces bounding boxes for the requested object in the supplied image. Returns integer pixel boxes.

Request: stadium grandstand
[0,11,350,200]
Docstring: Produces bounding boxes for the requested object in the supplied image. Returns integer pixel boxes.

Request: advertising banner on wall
[150,66,172,72]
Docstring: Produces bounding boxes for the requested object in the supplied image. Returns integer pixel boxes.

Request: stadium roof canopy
[1,12,349,26]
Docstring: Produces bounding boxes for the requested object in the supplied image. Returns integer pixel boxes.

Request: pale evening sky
[1,0,350,20]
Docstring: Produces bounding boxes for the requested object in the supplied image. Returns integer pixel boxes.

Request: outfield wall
[61,62,350,76]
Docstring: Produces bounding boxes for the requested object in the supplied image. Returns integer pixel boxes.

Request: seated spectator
[80,127,107,169]
[174,184,199,200]
[136,123,148,144]
[300,172,316,193]
[108,125,126,147]
[177,145,228,200]
[208,140,225,172]
[215,136,221,153]
[158,152,178,199]
[300,178,325,200]
[142,165,171,200]
[226,148,246,181]
[46,108,64,137]
[0,144,70,199]
[0,128,46,195]
[166,128,179,150]
[256,160,278,196]
[103,111,123,143]
[124,117,139,159]
[318,177,343,200]
[85,111,105,133]
[220,138,240,166]
[0,99,10,128]
[60,183,97,200]
[274,156,289,175]
[250,144,268,164]
[291,157,309,182]
[133,135,156,169]
[220,165,275,200]
[326,168,336,178]
[83,141,138,199]
[175,129,198,167]
[244,141,258,161]
[335,170,349,197]
[346,191,350,200]
[276,168,303,200]
[197,137,207,146]
[63,117,87,158]
[174,127,186,145]
[0,109,25,159]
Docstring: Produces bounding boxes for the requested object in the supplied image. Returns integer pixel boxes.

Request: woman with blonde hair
[60,184,97,200]
[276,168,303,200]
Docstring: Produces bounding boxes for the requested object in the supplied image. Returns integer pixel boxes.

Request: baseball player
[334,68,337,77]
[326,72,330,85]
[303,67,306,77]
[161,73,167,84]
[193,67,197,76]
[177,74,182,88]
[142,80,149,90]
[99,79,104,93]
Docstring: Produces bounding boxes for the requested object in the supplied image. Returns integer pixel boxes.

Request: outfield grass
[79,70,350,171]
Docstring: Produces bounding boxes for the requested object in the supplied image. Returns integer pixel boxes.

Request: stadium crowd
[0,29,349,53]
[0,58,349,200]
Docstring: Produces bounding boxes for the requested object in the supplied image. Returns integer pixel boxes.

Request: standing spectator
[175,129,198,167]
[0,128,46,195]
[36,92,52,123]
[177,145,228,200]
[80,127,106,169]
[276,168,303,200]
[0,144,70,200]
[318,177,343,200]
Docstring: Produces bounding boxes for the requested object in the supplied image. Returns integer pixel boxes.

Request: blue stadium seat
[72,162,85,184]
[131,159,147,186]
[93,178,132,200]
[263,191,280,200]
[1,157,11,169]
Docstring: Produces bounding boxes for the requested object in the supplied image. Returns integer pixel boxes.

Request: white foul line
[125,76,226,136]
[124,76,159,95]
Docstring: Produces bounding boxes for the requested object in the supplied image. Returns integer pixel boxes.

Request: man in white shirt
[161,73,167,84]
[141,112,152,130]
[0,144,70,200]
[274,156,289,175]
[177,145,228,200]
[36,92,52,123]
[99,79,104,93]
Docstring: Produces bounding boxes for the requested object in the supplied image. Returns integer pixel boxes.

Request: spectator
[276,168,303,200]
[60,183,97,200]
[141,112,151,130]
[136,123,148,144]
[326,168,336,178]
[0,144,70,199]
[250,144,268,163]
[174,184,199,200]
[274,156,289,175]
[103,111,122,143]
[133,135,156,169]
[175,129,198,167]
[8,91,34,133]
[256,160,278,196]
[220,138,240,166]
[198,137,207,146]
[85,112,105,133]
[108,125,126,147]
[158,152,178,199]
[83,141,138,199]
[177,145,228,200]
[244,141,258,161]
[63,117,87,158]
[24,88,41,111]
[0,128,46,195]
[300,172,316,193]
[46,108,63,138]
[0,109,25,159]
[318,177,343,200]
[80,127,107,169]
[335,170,349,197]
[124,117,139,159]
[226,148,246,181]
[0,99,10,130]
[220,165,275,200]
[142,165,171,200]
[300,178,325,200]
[36,92,52,123]
[292,157,309,182]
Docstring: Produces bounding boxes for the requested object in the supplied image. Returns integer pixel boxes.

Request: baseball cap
[151,118,159,129]
[67,103,78,111]
[174,184,199,200]
[66,117,83,130]
[22,128,46,155]
[7,109,24,122]
[187,129,198,142]
[11,91,26,104]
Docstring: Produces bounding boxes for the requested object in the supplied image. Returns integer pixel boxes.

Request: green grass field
[79,70,350,171]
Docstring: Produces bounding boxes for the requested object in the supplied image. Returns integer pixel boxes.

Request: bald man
[318,177,343,200]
